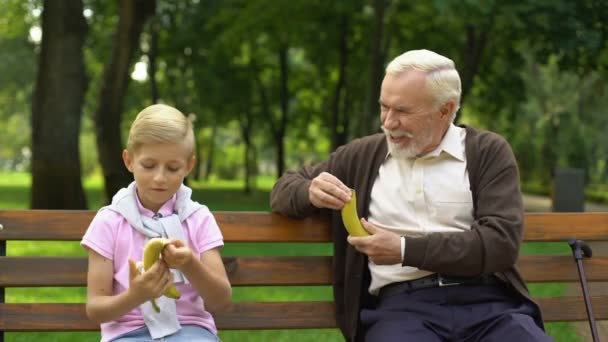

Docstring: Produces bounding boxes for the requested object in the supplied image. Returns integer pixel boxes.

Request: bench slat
[3,210,608,242]
[0,256,333,287]
[1,296,606,331]
[3,255,608,287]
[524,213,608,241]
[517,255,608,282]
[0,302,337,331]
[0,210,331,242]
[536,295,608,322]
[2,209,608,333]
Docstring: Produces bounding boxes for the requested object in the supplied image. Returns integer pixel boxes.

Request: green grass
[1,172,582,341]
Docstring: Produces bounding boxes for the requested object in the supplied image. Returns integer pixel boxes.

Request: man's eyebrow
[378,99,412,112]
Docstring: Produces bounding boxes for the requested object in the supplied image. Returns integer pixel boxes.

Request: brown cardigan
[270,125,537,341]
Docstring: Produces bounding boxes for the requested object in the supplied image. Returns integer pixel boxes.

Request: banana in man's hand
[340,189,370,237]
[143,238,181,312]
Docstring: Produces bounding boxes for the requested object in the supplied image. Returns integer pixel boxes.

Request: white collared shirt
[367,124,474,294]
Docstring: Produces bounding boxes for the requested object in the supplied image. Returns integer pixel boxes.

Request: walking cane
[567,238,599,342]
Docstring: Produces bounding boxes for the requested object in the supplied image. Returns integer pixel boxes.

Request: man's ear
[439,100,454,118]
[440,100,455,119]
[122,149,134,173]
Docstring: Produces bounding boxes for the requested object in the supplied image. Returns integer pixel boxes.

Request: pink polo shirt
[81,195,224,342]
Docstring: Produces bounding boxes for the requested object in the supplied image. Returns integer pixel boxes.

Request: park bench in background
[1,210,608,341]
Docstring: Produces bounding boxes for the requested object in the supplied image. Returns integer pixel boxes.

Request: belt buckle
[438,275,461,287]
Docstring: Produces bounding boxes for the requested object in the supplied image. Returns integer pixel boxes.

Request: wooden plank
[4,255,608,287]
[0,256,333,287]
[1,297,607,331]
[0,210,93,241]
[217,212,331,242]
[0,303,97,331]
[517,255,608,282]
[0,302,337,331]
[3,210,608,242]
[0,210,332,242]
[0,257,86,286]
[537,296,608,322]
[215,302,337,330]
[226,256,332,285]
[523,213,608,241]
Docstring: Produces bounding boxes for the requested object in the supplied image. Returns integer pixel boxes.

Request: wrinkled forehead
[380,70,432,107]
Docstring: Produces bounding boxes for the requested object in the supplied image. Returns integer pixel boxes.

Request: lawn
[0,172,580,341]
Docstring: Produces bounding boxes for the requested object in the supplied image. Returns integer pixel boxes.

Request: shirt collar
[426,123,465,161]
[135,191,177,218]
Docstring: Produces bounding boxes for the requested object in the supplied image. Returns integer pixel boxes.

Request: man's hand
[309,172,352,209]
[347,219,402,265]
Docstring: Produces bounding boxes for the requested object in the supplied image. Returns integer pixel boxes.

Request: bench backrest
[1,210,608,332]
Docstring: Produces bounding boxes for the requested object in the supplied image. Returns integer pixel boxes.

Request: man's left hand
[347,219,402,265]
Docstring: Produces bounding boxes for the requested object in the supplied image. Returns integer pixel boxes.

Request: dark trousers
[361,283,554,342]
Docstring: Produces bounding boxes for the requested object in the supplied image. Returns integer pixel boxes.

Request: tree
[93,0,156,203]
[30,0,88,209]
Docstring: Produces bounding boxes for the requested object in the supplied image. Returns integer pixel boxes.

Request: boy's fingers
[128,259,139,280]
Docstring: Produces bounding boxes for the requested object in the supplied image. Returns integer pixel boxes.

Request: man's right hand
[309,172,352,210]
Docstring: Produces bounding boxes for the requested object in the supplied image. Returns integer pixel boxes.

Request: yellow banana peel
[143,238,181,312]
[340,189,370,237]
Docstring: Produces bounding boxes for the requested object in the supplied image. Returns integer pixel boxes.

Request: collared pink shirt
[81,194,224,342]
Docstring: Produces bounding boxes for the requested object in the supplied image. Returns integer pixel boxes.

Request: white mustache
[381,126,414,139]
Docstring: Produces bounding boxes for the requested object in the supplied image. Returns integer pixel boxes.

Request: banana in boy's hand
[340,189,370,237]
[143,238,181,312]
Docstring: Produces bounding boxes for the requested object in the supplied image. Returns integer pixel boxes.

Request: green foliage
[4,0,604,195]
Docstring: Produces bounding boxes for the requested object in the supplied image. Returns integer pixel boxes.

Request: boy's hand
[162,239,195,270]
[127,258,174,303]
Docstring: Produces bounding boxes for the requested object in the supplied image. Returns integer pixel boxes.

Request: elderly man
[270,49,552,341]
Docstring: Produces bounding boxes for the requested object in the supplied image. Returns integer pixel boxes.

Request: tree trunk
[456,24,488,123]
[94,0,156,204]
[240,114,253,194]
[360,0,387,137]
[30,0,88,209]
[276,43,289,178]
[203,123,217,182]
[331,14,349,150]
[147,17,160,103]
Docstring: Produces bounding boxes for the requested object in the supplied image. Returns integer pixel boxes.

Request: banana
[340,189,370,236]
[142,238,181,312]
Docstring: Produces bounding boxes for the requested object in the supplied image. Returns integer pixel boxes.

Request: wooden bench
[1,210,608,341]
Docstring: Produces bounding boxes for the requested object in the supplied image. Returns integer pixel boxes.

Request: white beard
[386,138,420,159]
[382,126,431,160]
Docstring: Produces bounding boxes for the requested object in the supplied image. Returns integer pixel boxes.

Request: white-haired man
[271,49,552,341]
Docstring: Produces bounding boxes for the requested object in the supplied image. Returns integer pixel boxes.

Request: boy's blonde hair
[126,104,195,156]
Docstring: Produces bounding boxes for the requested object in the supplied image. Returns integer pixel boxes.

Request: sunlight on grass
[232,286,333,302]
[0,172,31,186]
[7,287,86,303]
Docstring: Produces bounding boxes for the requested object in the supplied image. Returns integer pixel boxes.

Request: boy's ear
[185,155,196,175]
[122,149,134,172]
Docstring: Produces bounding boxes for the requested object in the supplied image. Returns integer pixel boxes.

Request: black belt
[378,273,503,298]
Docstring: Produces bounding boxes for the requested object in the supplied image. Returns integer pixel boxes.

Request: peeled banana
[142,238,181,312]
[340,189,370,236]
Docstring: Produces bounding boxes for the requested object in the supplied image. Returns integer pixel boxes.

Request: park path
[523,194,607,342]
